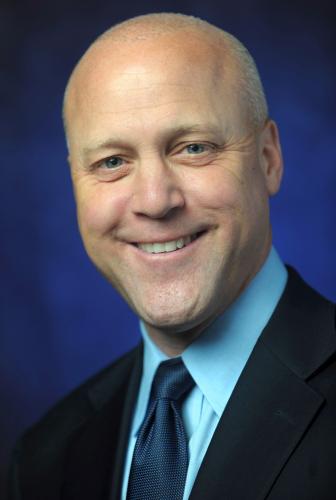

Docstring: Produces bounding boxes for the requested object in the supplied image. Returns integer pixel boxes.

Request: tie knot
[151,358,194,402]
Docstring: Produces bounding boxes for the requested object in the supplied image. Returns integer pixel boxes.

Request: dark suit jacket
[9,267,336,500]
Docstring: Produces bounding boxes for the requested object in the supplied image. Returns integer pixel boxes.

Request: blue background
[1,0,335,496]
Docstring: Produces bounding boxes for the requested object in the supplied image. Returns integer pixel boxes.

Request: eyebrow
[82,139,132,157]
[82,123,223,158]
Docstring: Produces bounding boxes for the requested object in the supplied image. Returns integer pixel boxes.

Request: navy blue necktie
[127,357,195,500]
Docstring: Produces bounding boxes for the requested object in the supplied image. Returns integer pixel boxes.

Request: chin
[138,304,194,331]
[131,288,218,335]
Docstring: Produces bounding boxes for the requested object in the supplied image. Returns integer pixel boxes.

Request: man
[9,13,336,500]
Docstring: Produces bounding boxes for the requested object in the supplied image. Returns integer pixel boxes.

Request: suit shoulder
[262,266,336,380]
[18,345,140,456]
[286,265,335,308]
[283,265,335,334]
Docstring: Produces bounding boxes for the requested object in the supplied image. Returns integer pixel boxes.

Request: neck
[144,322,207,357]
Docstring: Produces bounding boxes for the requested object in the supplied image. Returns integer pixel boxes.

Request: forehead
[66,33,243,146]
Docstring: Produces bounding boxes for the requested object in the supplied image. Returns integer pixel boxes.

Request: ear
[259,119,283,196]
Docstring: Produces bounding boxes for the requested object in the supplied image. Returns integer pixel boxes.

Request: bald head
[63,13,268,145]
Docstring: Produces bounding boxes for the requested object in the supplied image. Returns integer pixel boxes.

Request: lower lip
[130,231,207,261]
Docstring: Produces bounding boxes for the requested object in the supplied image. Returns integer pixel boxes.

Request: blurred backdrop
[1,0,335,497]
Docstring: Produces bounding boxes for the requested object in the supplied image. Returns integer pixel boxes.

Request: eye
[185,143,207,154]
[102,156,124,169]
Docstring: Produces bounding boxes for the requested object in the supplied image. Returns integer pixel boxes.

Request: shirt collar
[183,246,287,416]
[134,246,287,431]
[131,322,168,434]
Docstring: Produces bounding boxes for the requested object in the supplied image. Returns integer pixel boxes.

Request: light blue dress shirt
[121,247,288,499]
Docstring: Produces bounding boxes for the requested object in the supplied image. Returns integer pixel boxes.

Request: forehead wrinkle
[81,121,226,158]
[71,60,229,122]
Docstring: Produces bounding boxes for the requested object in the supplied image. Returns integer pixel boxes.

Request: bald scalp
[97,12,230,43]
[63,13,268,143]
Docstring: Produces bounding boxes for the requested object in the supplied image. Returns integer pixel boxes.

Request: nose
[131,158,185,219]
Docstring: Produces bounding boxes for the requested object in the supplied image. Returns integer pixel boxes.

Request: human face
[66,35,282,348]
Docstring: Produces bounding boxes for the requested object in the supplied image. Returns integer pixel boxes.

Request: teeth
[153,243,165,253]
[165,241,177,252]
[138,234,196,254]
[176,238,184,249]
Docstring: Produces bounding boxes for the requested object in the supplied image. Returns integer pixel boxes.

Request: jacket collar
[261,266,336,379]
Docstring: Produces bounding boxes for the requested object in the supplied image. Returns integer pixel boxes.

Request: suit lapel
[189,341,323,500]
[190,268,335,500]
[109,347,143,500]
[61,344,143,500]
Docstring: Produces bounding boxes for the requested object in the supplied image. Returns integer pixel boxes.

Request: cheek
[186,168,246,213]
[75,184,127,237]
[186,166,269,239]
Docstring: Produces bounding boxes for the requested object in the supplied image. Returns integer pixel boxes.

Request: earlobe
[260,120,284,196]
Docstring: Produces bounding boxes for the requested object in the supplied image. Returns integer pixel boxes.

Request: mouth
[134,231,205,254]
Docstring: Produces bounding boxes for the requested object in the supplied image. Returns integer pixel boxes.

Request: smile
[136,233,200,254]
